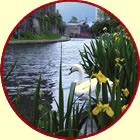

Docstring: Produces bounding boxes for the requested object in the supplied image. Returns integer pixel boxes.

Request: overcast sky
[56,2,96,23]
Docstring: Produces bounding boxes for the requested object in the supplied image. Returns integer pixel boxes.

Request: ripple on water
[3,38,94,110]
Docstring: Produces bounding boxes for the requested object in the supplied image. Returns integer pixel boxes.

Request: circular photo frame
[1,0,140,139]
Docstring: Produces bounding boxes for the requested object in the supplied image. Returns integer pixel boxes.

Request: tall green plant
[4,61,17,82]
[30,44,88,137]
[80,29,138,130]
[58,43,64,133]
[5,46,90,137]
[32,75,41,127]
[40,8,45,34]
[80,30,138,102]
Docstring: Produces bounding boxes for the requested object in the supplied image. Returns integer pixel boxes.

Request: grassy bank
[10,32,61,41]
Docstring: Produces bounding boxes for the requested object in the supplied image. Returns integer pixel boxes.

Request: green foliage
[56,10,65,34]
[58,44,64,132]
[92,9,120,37]
[80,31,138,95]
[91,19,120,37]
[7,45,88,137]
[32,75,41,127]
[4,61,17,82]
[11,31,61,41]
[69,16,78,23]
[40,8,45,34]
[46,10,65,34]
[80,30,138,130]
[97,9,112,21]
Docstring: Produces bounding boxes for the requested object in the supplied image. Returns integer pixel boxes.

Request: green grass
[10,32,61,41]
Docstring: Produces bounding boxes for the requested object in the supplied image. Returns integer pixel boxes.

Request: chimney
[85,17,88,23]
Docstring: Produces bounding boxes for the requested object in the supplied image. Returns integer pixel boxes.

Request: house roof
[66,23,80,26]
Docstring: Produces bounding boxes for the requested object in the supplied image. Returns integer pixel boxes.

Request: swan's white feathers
[69,64,113,100]
[75,78,97,93]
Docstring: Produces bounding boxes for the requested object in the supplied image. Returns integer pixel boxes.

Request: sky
[56,2,96,23]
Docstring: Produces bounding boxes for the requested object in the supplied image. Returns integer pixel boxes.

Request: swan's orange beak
[69,68,72,75]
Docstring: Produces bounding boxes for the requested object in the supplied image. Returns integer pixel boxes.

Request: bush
[20,32,36,40]
[90,19,120,37]
[12,31,61,40]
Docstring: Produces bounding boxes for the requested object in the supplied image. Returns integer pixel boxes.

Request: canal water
[3,38,95,111]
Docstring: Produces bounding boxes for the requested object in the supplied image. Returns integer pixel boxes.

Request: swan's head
[69,64,82,75]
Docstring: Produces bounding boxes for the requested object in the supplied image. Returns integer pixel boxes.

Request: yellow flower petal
[90,73,97,79]
[120,58,125,62]
[105,107,114,117]
[97,71,107,83]
[92,102,103,115]
[115,36,119,41]
[122,88,129,97]
[122,104,128,112]
[115,63,121,67]
[123,35,129,40]
[92,102,114,117]
[113,32,117,37]
[102,104,109,112]
[103,104,114,117]
[115,58,120,63]
[115,79,120,87]
[115,57,124,67]
[91,71,107,83]
[103,27,107,31]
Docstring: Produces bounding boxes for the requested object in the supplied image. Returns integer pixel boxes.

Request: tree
[97,9,111,21]
[46,10,65,34]
[56,10,65,34]
[90,16,120,37]
[69,16,78,23]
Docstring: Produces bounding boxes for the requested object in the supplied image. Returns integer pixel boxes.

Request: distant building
[64,23,80,37]
[64,20,92,38]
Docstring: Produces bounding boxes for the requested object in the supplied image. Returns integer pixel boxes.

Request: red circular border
[1,0,140,139]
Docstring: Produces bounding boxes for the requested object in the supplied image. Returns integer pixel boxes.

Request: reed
[5,44,89,137]
[80,28,138,130]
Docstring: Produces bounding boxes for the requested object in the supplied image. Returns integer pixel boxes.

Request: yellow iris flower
[92,102,103,115]
[91,70,107,83]
[115,57,124,67]
[122,88,129,97]
[92,102,114,117]
[115,58,124,63]
[113,32,117,37]
[115,36,119,41]
[102,104,114,117]
[115,79,120,87]
[115,63,121,67]
[103,27,107,31]
[123,35,130,40]
[122,104,128,112]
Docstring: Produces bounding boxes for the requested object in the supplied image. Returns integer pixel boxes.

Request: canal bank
[8,36,70,45]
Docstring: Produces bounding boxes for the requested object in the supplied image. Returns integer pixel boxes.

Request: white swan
[69,64,112,100]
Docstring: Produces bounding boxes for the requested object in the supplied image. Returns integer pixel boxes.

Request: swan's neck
[76,67,84,85]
